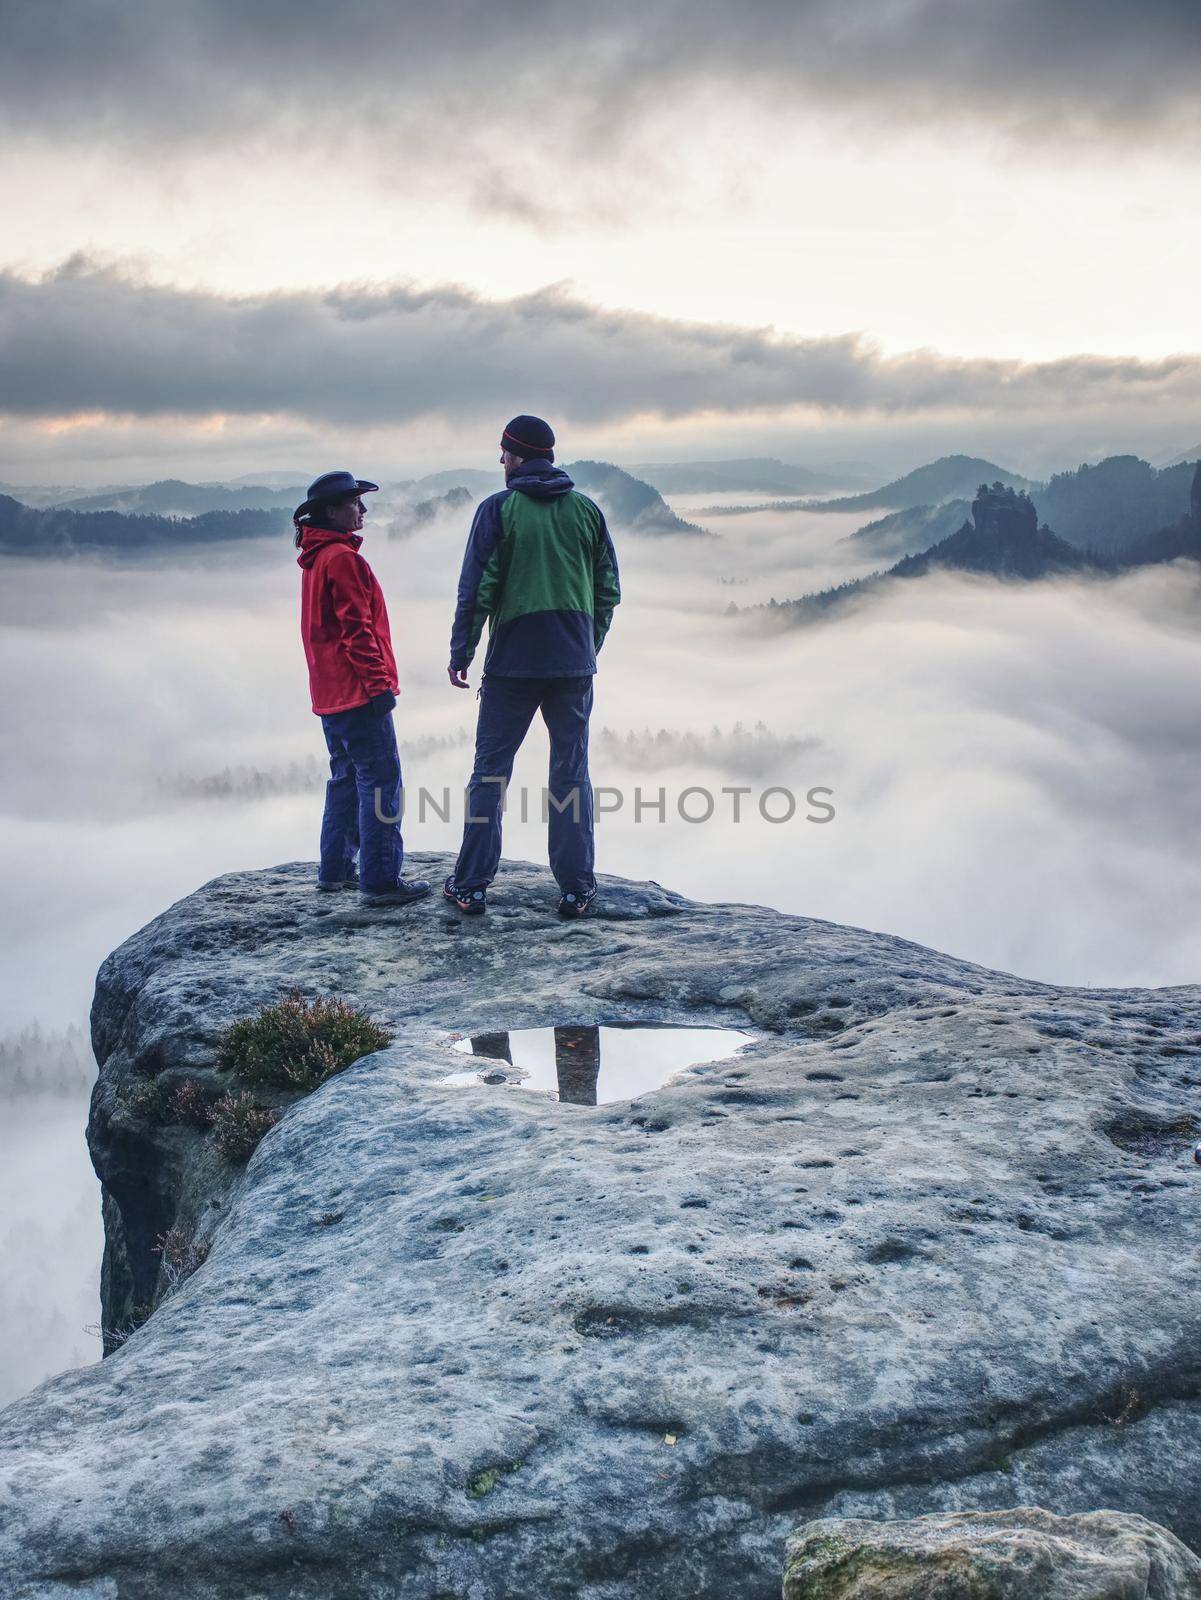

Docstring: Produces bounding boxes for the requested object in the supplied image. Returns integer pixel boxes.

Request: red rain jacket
[297,528,398,715]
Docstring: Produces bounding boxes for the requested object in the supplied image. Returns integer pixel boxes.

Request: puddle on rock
[442,1024,755,1106]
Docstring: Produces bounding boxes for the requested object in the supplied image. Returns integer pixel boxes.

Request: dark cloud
[1,0,1198,173]
[2,259,1199,429]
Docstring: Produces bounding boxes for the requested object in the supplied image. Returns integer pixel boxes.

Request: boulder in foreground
[784,1508,1201,1598]
[1,854,1200,1597]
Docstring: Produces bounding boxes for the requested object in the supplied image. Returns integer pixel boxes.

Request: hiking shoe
[557,885,597,918]
[443,876,487,915]
[360,878,431,907]
[316,871,359,892]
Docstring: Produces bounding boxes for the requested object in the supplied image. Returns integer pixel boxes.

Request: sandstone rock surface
[1,852,1200,1598]
[783,1507,1201,1597]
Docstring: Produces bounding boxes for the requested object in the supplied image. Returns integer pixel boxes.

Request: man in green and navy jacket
[446,414,621,918]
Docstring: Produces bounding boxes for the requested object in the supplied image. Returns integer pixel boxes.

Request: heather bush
[154,1226,210,1292]
[208,1090,280,1162]
[167,1079,214,1128]
[216,990,392,1092]
[88,1302,152,1354]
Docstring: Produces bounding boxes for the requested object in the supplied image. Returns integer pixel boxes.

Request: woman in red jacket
[294,471,429,907]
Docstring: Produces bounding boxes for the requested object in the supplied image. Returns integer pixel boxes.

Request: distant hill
[1113,462,1201,566]
[844,500,970,561]
[0,457,701,553]
[735,483,1098,625]
[54,478,306,516]
[745,466,1201,625]
[1032,456,1196,554]
[817,453,1196,556]
[566,460,703,535]
[629,458,856,495]
[388,486,474,539]
[1158,445,1201,469]
[888,488,1092,580]
[0,481,88,507]
[413,460,702,535]
[1117,516,1201,567]
[0,496,289,556]
[798,455,1031,514]
[414,469,498,497]
[221,470,314,489]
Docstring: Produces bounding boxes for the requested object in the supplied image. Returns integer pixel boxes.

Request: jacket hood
[507,460,575,500]
[296,526,363,569]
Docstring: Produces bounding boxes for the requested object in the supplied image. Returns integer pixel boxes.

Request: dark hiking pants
[454,674,595,896]
[319,704,404,894]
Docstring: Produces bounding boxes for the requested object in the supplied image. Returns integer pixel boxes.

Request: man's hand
[367,690,397,717]
[447,665,470,689]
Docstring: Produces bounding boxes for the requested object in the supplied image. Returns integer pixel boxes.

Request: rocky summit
[1,852,1200,1598]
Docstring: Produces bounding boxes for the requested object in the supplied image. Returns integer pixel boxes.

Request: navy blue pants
[319,705,404,895]
[455,674,595,895]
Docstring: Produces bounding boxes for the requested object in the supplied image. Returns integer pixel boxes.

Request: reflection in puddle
[443,1024,754,1105]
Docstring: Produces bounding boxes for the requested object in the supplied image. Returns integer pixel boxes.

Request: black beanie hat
[501,415,555,461]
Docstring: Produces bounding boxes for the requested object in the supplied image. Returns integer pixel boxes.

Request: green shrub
[216,989,393,1092]
[208,1091,280,1162]
[117,1076,165,1119]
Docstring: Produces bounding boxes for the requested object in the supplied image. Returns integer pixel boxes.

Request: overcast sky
[2,0,1199,480]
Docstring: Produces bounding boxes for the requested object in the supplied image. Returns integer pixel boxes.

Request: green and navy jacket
[449,460,621,677]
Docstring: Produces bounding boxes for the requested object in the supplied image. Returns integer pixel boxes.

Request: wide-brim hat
[294,470,379,519]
